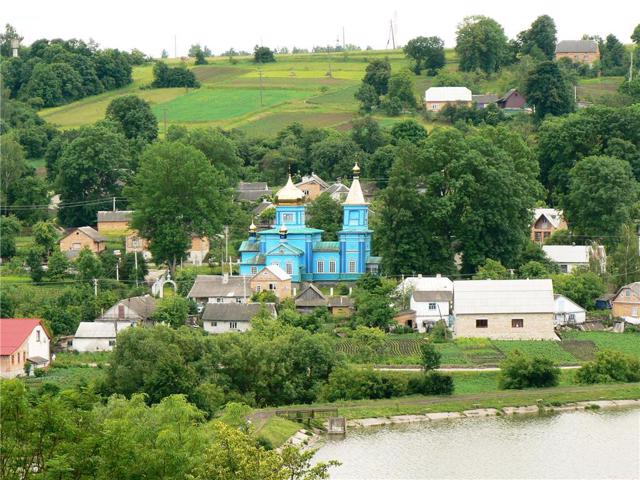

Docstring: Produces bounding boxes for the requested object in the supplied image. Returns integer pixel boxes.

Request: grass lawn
[23,365,107,390]
[253,415,302,447]
[562,331,640,358]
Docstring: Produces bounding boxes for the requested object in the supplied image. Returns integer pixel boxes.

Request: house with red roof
[0,318,51,378]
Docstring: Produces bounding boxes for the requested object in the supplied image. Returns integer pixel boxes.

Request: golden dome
[279,223,288,234]
[352,162,361,176]
[249,220,257,232]
[275,174,305,205]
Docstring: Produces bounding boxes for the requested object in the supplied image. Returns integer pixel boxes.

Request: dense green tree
[253,45,275,63]
[47,250,70,279]
[420,342,441,371]
[20,63,63,106]
[387,71,417,109]
[456,16,510,73]
[390,119,427,145]
[609,224,640,288]
[353,278,397,330]
[473,259,510,279]
[153,295,190,328]
[600,34,628,76]
[563,156,639,248]
[179,127,244,182]
[350,116,387,154]
[26,246,45,282]
[525,61,574,120]
[126,141,232,275]
[32,220,59,256]
[309,135,366,180]
[6,175,49,224]
[363,59,391,96]
[517,15,557,60]
[354,83,380,113]
[75,247,103,281]
[56,123,131,226]
[403,36,446,75]
[552,270,605,309]
[367,144,397,187]
[120,251,149,282]
[105,95,159,143]
[194,48,208,65]
[632,24,640,45]
[0,215,21,258]
[306,192,342,240]
[519,260,551,279]
[0,289,16,316]
[0,135,26,202]
[151,61,199,88]
[499,350,560,389]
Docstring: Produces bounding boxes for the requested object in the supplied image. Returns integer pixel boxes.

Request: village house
[295,173,329,201]
[96,295,157,325]
[189,236,210,265]
[394,310,417,330]
[397,275,453,332]
[97,210,133,232]
[0,318,51,378]
[253,200,275,226]
[424,87,472,112]
[59,226,107,256]
[555,40,600,65]
[612,282,640,321]
[294,283,328,313]
[201,302,276,334]
[496,89,526,109]
[452,279,557,340]
[542,245,606,273]
[250,264,292,300]
[125,230,151,259]
[554,294,586,326]
[327,296,354,316]
[472,94,499,109]
[236,182,273,203]
[325,182,350,202]
[531,208,567,244]
[187,274,250,304]
[72,321,133,352]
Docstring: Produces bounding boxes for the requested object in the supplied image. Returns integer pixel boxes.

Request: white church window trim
[317,261,325,273]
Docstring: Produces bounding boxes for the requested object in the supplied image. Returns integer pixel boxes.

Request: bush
[407,371,454,395]
[499,350,560,389]
[420,341,441,371]
[430,320,450,343]
[575,350,640,384]
[320,367,408,401]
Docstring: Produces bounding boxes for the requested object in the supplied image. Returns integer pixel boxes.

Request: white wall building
[72,322,133,352]
[187,274,251,304]
[201,303,276,334]
[543,245,606,273]
[399,275,454,332]
[553,294,586,325]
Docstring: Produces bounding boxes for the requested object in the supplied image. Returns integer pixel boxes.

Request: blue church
[239,164,379,282]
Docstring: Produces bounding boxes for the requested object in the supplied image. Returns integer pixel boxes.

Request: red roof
[0,318,49,356]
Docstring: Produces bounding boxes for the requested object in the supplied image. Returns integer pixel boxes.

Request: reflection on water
[313,409,640,480]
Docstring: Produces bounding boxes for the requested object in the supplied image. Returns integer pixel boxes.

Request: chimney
[418,274,422,278]
[118,304,125,320]
[222,273,229,284]
[436,273,441,278]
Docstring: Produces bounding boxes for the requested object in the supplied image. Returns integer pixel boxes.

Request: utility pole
[342,26,345,49]
[113,196,116,211]
[630,51,634,83]
[224,226,229,275]
[93,278,98,297]
[134,251,139,287]
[390,20,396,50]
[174,35,177,58]
[258,68,264,106]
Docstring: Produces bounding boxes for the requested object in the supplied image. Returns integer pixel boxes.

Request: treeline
[0,25,138,108]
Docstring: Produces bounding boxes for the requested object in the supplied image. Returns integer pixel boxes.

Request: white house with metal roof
[398,275,453,332]
[553,294,586,326]
[424,87,472,112]
[453,279,557,340]
[201,303,276,334]
[187,274,250,304]
[72,321,133,352]
[542,245,606,273]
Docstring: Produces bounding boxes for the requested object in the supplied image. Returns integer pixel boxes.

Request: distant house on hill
[59,227,107,256]
[325,182,350,202]
[472,94,499,109]
[201,303,276,334]
[96,295,157,325]
[497,89,526,109]
[72,321,133,352]
[295,173,329,201]
[452,279,557,340]
[295,283,327,313]
[97,210,133,232]
[189,236,210,266]
[555,40,600,65]
[612,282,640,322]
[236,182,272,203]
[424,87,472,112]
[125,230,151,259]
[542,245,606,273]
[187,274,250,304]
[531,208,567,244]
[327,296,354,316]
[0,318,51,378]
[250,264,292,300]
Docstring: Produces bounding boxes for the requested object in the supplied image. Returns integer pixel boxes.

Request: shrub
[430,320,450,343]
[407,371,454,395]
[575,350,640,384]
[320,367,408,401]
[420,341,441,371]
[499,350,560,389]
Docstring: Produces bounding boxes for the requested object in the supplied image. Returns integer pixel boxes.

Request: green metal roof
[313,241,340,252]
[366,256,382,264]
[244,254,266,265]
[239,240,260,252]
[266,243,304,256]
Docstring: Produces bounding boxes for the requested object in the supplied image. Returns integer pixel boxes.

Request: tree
[387,71,417,109]
[26,247,45,282]
[32,220,59,257]
[151,61,200,88]
[75,248,103,281]
[390,120,427,146]
[7,175,49,224]
[350,116,386,154]
[525,61,574,120]
[563,156,639,248]
[120,252,148,282]
[47,250,70,279]
[0,135,26,202]
[354,83,380,113]
[456,16,510,73]
[517,15,557,60]
[576,350,640,384]
[161,49,169,59]
[600,34,628,76]
[309,135,366,180]
[105,95,158,143]
[474,259,510,279]
[632,24,640,45]
[608,224,640,288]
[363,59,391,96]
[153,296,190,328]
[194,49,208,65]
[306,193,342,240]
[519,260,551,279]
[178,127,243,182]
[499,350,560,389]
[0,215,21,259]
[552,270,605,309]
[0,24,23,58]
[420,342,441,371]
[125,142,233,275]
[254,45,275,63]
[353,280,396,330]
[56,124,131,226]
[403,36,445,75]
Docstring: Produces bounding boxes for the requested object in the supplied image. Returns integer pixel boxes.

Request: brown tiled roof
[327,296,354,308]
[97,210,133,222]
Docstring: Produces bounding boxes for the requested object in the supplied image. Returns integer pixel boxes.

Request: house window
[282,214,294,223]
[560,264,568,273]
[317,261,325,273]
[269,283,276,291]
[329,260,336,273]
[108,340,116,346]
[512,319,524,328]
[303,190,310,196]
[476,319,488,328]
[132,238,140,248]
[626,290,631,297]
[251,266,258,275]
[349,261,356,273]
[568,314,576,322]
[428,303,437,311]
[72,242,81,250]
[210,321,217,327]
[256,285,262,292]
[286,261,293,275]
[236,297,242,304]
[216,298,223,303]
[230,322,238,329]
[11,354,14,364]
[534,232,542,243]
[36,330,41,342]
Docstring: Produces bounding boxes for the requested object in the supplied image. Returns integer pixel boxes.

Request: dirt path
[374,365,582,372]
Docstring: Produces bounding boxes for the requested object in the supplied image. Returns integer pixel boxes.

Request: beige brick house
[453,279,557,340]
[555,40,600,65]
[295,173,329,201]
[125,230,150,256]
[531,208,567,244]
[250,264,292,300]
[97,210,133,232]
[612,282,640,320]
[59,227,107,255]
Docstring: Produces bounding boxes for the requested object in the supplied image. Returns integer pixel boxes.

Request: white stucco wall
[72,337,117,352]
[205,297,247,304]
[203,320,251,334]
[411,299,450,332]
[27,325,50,365]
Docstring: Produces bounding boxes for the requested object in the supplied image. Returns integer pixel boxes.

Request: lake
[313,408,640,479]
